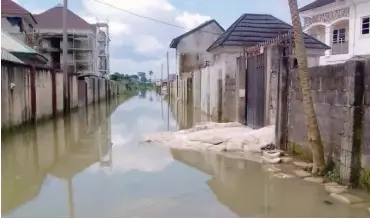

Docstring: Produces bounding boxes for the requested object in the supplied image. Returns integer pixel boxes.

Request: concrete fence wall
[1,64,32,129]
[1,60,120,129]
[77,77,119,107]
[1,62,72,128]
[286,60,370,187]
[175,53,241,122]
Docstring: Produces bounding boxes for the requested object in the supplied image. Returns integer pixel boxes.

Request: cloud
[18,0,212,76]
[110,52,176,77]
[133,35,164,54]
[175,12,211,29]
[80,0,211,76]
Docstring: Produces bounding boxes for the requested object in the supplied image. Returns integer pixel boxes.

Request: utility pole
[161,63,163,119]
[166,51,170,97]
[175,52,178,98]
[166,51,170,130]
[161,63,163,91]
[63,0,69,113]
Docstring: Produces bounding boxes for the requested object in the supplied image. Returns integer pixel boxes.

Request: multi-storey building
[300,0,370,65]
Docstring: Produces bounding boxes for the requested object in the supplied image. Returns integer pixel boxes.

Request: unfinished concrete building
[95,22,110,78]
[1,0,38,46]
[33,4,109,76]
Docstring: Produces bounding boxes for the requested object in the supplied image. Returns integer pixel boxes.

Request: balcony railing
[331,41,349,55]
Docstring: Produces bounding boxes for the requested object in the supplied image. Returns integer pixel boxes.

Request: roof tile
[1,0,31,15]
[169,19,224,48]
[207,13,330,51]
[34,5,93,30]
[299,0,336,12]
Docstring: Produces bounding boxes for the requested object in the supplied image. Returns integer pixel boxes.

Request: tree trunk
[287,0,326,175]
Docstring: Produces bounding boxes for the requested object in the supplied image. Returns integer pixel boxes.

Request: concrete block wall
[200,67,210,115]
[55,73,64,112]
[70,75,79,109]
[222,56,237,122]
[268,46,279,125]
[1,64,32,129]
[77,76,116,108]
[193,70,201,109]
[286,60,370,186]
[35,69,53,120]
[288,63,353,160]
[2,61,120,129]
[361,60,370,190]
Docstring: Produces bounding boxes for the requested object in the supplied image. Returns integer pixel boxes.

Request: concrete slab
[303,176,324,184]
[262,151,281,159]
[262,156,281,164]
[324,182,348,194]
[263,165,282,173]
[294,170,312,178]
[281,157,293,163]
[273,172,295,179]
[330,193,364,204]
[293,161,313,170]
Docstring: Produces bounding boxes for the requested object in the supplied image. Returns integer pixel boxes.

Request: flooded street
[2,90,370,217]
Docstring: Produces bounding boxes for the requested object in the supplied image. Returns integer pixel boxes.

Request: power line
[89,0,222,36]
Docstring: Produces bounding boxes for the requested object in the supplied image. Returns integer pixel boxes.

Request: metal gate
[245,48,267,129]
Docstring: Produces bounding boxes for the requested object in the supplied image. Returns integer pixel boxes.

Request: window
[332,28,346,44]
[362,17,370,35]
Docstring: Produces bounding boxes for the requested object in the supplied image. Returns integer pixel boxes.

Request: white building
[300,0,370,65]
[169,20,225,79]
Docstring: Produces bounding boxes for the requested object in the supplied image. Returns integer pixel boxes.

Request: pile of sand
[142,122,275,153]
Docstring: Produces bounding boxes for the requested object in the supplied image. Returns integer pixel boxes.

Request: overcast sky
[15,0,315,80]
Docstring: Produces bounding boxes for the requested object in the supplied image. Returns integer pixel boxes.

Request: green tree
[137,72,148,83]
[110,72,124,81]
[129,74,139,82]
[149,70,153,83]
[288,0,325,175]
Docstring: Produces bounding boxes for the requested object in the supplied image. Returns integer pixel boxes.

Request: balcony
[331,41,349,55]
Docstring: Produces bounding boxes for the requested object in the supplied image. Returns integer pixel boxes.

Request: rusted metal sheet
[245,48,266,129]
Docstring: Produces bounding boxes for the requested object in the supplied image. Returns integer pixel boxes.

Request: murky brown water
[2,90,370,217]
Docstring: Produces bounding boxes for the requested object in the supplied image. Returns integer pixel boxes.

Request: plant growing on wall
[288,0,325,175]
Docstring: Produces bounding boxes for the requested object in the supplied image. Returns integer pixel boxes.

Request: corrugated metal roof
[169,19,224,48]
[34,5,93,30]
[1,30,38,54]
[1,48,24,64]
[299,0,335,12]
[207,13,330,52]
[1,30,48,64]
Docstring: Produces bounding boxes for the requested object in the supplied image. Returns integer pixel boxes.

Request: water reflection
[169,98,215,130]
[2,92,370,217]
[139,90,147,99]
[1,98,119,217]
[171,149,370,218]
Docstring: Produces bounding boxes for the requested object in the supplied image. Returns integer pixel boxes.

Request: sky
[14,0,315,80]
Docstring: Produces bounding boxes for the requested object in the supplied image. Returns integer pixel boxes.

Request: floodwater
[2,90,370,218]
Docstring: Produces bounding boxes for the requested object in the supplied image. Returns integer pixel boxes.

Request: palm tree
[288,0,325,175]
[149,70,154,84]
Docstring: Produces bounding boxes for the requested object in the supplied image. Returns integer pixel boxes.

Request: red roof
[1,0,31,15]
[34,5,93,30]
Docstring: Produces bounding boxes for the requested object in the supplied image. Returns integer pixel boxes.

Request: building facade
[1,0,37,45]
[169,20,225,79]
[300,0,370,65]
